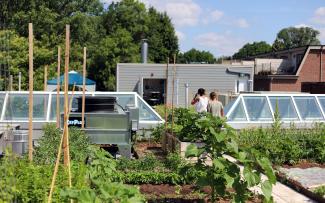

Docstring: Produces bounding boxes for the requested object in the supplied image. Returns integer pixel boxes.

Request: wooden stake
[48,84,76,203]
[56,47,61,128]
[28,23,34,161]
[81,47,86,129]
[9,75,13,91]
[63,25,70,167]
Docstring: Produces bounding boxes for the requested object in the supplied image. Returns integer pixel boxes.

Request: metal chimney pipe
[141,39,148,63]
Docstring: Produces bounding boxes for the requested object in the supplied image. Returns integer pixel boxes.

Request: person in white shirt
[191,88,208,113]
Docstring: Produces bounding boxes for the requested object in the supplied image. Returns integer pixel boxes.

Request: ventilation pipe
[141,39,148,63]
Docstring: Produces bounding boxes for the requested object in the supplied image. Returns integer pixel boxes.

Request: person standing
[207,92,224,117]
[191,88,208,113]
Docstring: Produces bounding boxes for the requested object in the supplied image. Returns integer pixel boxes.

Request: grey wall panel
[117,64,254,107]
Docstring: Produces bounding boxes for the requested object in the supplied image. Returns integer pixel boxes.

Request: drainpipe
[321,46,323,82]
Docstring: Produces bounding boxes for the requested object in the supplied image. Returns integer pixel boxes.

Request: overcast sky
[101,0,325,57]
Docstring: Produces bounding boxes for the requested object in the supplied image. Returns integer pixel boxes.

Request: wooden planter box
[162,132,205,158]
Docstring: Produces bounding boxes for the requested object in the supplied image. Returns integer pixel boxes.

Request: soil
[281,160,325,169]
[134,140,166,160]
[139,184,261,203]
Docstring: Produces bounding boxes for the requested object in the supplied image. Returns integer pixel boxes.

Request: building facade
[253,45,325,93]
[116,63,254,107]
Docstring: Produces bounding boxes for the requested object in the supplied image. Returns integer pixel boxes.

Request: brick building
[251,45,325,93]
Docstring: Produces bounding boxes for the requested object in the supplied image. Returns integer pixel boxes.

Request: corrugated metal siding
[117,64,253,107]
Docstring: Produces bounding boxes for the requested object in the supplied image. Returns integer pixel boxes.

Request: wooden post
[56,47,61,128]
[28,23,34,161]
[63,25,70,167]
[82,47,86,129]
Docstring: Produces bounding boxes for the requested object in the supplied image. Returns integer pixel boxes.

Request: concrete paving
[279,167,325,189]
[224,155,316,203]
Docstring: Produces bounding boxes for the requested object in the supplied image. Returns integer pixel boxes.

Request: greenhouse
[225,93,325,129]
[0,91,163,130]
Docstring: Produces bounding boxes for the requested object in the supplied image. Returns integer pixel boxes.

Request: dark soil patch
[140,184,261,203]
[134,141,165,160]
[281,160,325,169]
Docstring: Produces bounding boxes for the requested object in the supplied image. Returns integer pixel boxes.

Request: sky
[101,0,325,57]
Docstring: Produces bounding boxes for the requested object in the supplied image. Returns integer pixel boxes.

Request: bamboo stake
[81,47,86,129]
[56,47,61,128]
[63,25,70,167]
[28,23,33,161]
[48,84,76,203]
[171,55,176,136]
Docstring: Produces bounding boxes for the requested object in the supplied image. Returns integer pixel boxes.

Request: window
[228,99,247,121]
[269,96,298,120]
[243,96,273,121]
[294,96,323,120]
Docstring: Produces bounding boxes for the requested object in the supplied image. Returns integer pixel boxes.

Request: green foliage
[0,148,88,203]
[117,153,164,171]
[151,124,165,142]
[237,124,325,165]
[184,114,275,202]
[34,124,90,164]
[177,48,216,64]
[313,186,325,197]
[0,0,179,91]
[61,181,145,203]
[272,27,320,51]
[118,171,183,185]
[233,41,272,59]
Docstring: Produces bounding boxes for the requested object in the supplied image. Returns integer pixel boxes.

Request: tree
[178,48,216,64]
[272,27,321,51]
[147,8,178,63]
[233,41,271,59]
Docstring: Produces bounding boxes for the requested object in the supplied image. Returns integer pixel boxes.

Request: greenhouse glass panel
[243,96,273,121]
[0,93,5,110]
[294,96,323,120]
[137,97,160,121]
[227,99,247,121]
[317,97,325,112]
[5,94,48,120]
[98,94,135,109]
[269,96,298,120]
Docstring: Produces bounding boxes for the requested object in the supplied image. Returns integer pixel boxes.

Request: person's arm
[191,94,199,105]
[221,108,224,117]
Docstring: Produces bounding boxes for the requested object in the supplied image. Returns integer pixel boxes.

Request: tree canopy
[272,27,321,51]
[0,0,179,90]
[232,41,272,59]
[177,48,216,64]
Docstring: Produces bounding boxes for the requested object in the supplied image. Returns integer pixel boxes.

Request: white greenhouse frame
[225,93,325,129]
[0,91,164,129]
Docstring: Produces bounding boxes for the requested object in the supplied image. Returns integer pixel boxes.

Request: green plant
[34,124,90,164]
[237,124,325,165]
[165,152,186,171]
[185,114,276,202]
[117,153,164,171]
[313,186,325,197]
[151,124,165,142]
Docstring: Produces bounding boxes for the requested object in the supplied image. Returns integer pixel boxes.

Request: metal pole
[18,72,21,91]
[82,47,86,129]
[28,23,34,161]
[176,78,179,106]
[9,75,13,91]
[185,83,189,108]
[56,47,61,128]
